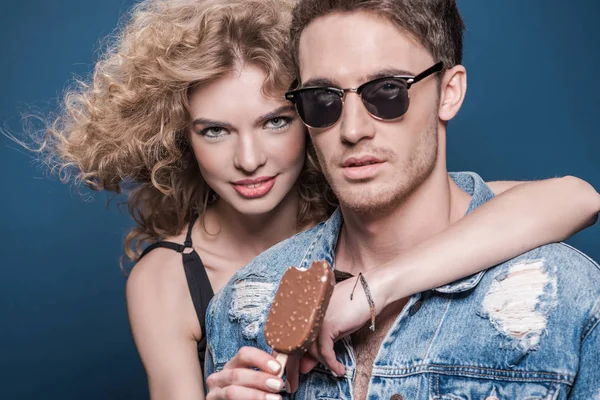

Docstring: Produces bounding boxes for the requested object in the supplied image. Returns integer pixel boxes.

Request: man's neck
[335,165,471,275]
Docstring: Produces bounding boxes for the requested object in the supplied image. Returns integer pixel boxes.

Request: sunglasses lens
[295,89,342,128]
[361,78,409,120]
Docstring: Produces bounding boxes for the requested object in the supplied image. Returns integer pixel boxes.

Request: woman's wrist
[364,264,410,314]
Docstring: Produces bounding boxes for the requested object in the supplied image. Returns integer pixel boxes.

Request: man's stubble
[313,116,439,217]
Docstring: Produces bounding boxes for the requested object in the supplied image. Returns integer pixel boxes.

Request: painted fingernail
[331,370,338,377]
[266,378,283,391]
[266,395,282,400]
[267,360,281,373]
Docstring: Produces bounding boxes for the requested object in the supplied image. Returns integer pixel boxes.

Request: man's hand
[206,346,286,400]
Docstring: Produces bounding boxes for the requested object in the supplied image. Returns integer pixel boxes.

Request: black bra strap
[137,213,214,338]
[184,214,199,249]
[182,251,214,336]
[138,241,186,260]
[138,213,200,261]
[180,213,213,340]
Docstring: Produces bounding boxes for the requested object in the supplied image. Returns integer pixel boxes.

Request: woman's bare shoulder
[126,244,203,339]
[127,245,189,306]
[127,226,192,286]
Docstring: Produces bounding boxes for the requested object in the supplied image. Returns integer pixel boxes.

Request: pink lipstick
[232,176,277,198]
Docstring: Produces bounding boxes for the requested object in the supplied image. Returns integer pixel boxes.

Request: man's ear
[438,65,467,122]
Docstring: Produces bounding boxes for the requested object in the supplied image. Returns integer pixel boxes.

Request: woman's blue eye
[264,116,292,130]
[200,127,228,138]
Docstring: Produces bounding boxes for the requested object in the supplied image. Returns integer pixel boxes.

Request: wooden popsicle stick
[275,353,288,379]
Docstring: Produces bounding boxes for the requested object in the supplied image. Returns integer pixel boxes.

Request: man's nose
[233,132,267,173]
[339,92,376,144]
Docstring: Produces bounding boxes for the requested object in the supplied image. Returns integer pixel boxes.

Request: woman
[35,0,599,399]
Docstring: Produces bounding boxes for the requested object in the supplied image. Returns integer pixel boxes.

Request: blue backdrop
[1,1,598,399]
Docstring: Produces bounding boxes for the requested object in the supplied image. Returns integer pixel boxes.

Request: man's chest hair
[350,299,409,396]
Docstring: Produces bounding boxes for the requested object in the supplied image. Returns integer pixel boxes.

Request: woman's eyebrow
[191,105,295,129]
[191,117,233,130]
[255,105,296,124]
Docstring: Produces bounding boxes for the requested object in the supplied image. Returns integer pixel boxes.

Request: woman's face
[188,65,306,216]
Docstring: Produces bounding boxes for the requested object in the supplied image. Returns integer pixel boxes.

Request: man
[205,1,600,398]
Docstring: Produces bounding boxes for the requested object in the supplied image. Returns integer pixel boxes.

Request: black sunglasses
[285,62,444,129]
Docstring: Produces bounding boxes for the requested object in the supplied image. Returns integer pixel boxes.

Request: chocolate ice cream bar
[264,260,335,375]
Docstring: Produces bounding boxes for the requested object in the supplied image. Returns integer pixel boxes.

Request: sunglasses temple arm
[412,62,445,84]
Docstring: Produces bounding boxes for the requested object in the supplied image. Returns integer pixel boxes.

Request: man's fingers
[206,385,282,400]
[224,346,282,374]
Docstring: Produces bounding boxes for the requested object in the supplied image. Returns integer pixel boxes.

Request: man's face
[298,11,441,214]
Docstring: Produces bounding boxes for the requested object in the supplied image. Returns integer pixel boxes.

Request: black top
[137,214,214,374]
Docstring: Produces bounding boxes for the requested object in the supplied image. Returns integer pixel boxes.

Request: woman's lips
[231,176,277,198]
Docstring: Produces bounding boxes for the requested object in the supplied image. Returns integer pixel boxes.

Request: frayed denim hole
[228,279,275,340]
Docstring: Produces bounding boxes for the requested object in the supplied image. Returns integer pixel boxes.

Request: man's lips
[340,156,385,180]
[341,156,384,168]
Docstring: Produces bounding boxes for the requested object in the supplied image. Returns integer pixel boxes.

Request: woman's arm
[486,180,526,195]
[303,175,600,378]
[126,249,205,400]
[375,176,599,301]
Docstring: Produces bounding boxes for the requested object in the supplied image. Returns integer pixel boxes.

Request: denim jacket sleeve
[568,297,600,398]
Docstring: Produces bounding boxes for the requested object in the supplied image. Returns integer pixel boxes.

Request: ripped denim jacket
[206,172,600,399]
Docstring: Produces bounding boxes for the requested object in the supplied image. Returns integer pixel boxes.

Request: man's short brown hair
[290,0,465,77]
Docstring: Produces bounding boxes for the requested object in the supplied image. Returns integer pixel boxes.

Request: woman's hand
[296,269,391,378]
[206,346,286,400]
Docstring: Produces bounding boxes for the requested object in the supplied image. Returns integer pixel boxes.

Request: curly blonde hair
[39,0,336,261]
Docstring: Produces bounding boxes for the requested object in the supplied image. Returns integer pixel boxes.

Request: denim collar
[299,171,496,294]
